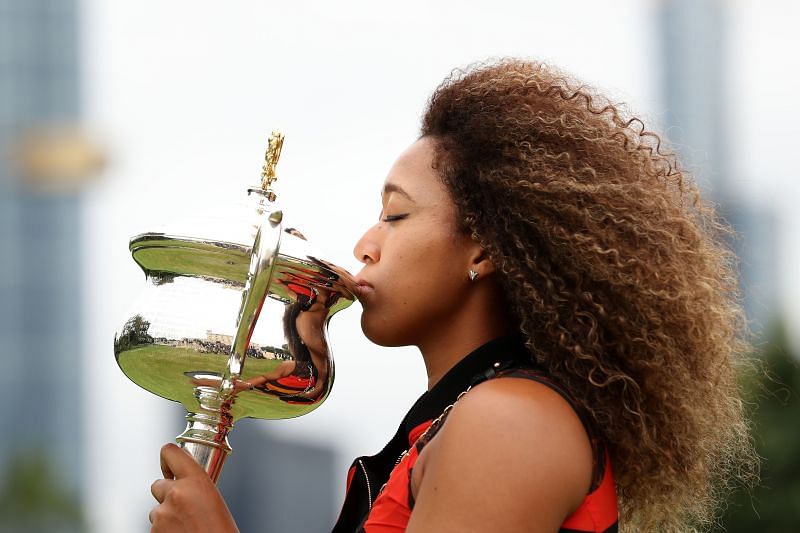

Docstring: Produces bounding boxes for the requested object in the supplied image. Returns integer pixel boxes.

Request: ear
[467,245,496,279]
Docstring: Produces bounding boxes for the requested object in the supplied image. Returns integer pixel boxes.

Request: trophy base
[175,386,234,483]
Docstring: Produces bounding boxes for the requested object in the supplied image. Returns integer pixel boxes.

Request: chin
[360,313,412,348]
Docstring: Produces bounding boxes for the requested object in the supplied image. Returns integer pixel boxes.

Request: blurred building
[216,420,338,531]
[0,0,86,531]
[659,0,778,335]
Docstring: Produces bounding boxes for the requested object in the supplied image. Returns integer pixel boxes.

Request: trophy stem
[175,386,234,483]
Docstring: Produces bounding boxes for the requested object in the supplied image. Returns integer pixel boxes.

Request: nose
[353,225,380,265]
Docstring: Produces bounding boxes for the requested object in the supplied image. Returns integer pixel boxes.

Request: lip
[353,275,375,299]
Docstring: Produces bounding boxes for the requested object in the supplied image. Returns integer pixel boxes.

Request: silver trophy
[114,132,357,482]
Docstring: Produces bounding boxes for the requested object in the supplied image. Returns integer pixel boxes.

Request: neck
[417,290,513,390]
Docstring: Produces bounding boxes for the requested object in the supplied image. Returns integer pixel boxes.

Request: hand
[149,443,239,533]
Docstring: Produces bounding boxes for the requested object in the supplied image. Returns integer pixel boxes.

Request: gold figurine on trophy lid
[260,131,284,202]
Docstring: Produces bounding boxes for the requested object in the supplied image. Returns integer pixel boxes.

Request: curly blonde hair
[421,59,758,531]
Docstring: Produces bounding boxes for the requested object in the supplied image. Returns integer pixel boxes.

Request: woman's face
[353,137,480,347]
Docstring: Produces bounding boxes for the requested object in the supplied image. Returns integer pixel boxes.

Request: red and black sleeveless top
[332,336,618,532]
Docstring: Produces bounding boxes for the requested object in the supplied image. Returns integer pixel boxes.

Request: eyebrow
[382,182,414,202]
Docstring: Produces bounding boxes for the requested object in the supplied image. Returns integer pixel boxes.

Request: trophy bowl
[114,133,357,481]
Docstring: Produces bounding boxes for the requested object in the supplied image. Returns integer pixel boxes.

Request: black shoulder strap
[469,356,521,387]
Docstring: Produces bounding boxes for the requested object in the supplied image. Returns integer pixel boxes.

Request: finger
[148,505,158,525]
[159,444,175,479]
[150,478,174,503]
[160,443,206,479]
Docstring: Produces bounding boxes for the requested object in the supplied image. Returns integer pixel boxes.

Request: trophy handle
[175,209,283,482]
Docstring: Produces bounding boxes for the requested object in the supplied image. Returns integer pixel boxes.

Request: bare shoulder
[455,376,592,449]
[407,376,593,533]
[440,377,593,495]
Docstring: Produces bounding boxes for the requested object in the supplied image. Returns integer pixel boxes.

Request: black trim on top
[403,334,532,439]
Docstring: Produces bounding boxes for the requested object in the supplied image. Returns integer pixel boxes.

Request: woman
[149,59,757,532]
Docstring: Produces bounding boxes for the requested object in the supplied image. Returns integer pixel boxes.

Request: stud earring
[468,270,478,281]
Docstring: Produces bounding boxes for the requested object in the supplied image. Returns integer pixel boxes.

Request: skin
[150,137,592,532]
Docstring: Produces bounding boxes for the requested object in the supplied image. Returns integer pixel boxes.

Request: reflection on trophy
[114,132,357,482]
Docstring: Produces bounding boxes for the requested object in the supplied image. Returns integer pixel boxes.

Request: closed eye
[381,213,408,222]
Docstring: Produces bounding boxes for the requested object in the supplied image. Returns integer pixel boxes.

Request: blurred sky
[74,1,798,531]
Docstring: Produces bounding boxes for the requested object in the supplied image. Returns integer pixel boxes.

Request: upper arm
[406,378,593,533]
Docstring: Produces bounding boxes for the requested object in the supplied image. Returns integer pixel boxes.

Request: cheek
[395,225,458,278]
[360,249,465,347]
